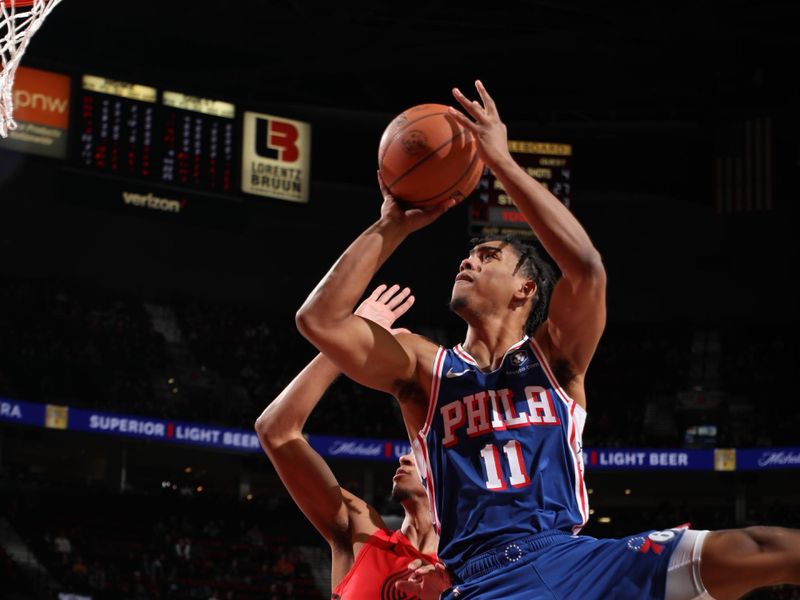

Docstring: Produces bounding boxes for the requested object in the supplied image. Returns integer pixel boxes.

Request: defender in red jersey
[256,284,448,600]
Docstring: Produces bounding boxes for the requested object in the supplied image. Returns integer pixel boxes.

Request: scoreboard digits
[75,75,237,194]
[160,91,235,193]
[469,140,573,237]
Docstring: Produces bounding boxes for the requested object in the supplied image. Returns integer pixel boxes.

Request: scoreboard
[4,66,580,234]
[75,75,237,194]
[469,140,572,238]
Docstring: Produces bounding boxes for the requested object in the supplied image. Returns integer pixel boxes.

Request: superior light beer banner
[1,397,261,453]
[241,111,311,203]
[0,66,71,158]
[2,397,799,469]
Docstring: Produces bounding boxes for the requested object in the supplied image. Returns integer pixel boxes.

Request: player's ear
[511,279,537,308]
[515,279,537,300]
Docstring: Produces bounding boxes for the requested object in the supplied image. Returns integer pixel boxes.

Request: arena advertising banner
[2,397,799,470]
[584,448,714,471]
[58,170,248,232]
[66,407,261,452]
[736,448,800,470]
[306,434,413,462]
[241,111,311,203]
[0,65,71,158]
[0,397,46,427]
[0,398,261,453]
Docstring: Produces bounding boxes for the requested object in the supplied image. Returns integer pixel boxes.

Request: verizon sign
[122,191,185,213]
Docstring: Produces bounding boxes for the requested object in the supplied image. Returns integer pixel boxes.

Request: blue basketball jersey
[412,336,589,568]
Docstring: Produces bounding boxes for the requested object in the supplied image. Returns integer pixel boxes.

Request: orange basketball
[378,103,484,207]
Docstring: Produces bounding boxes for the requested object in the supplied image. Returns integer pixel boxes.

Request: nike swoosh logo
[445,368,471,378]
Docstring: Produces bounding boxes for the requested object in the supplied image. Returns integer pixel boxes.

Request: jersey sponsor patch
[510,350,528,366]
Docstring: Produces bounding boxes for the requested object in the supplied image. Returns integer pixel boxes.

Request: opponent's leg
[700,526,800,600]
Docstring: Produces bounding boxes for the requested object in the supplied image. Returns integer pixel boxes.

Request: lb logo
[254,117,300,162]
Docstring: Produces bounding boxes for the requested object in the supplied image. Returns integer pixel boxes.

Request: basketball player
[295,80,800,599]
[255,283,448,600]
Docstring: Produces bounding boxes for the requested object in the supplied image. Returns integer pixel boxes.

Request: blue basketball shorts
[444,527,689,600]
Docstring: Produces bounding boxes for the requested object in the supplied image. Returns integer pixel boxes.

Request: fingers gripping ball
[378,103,484,207]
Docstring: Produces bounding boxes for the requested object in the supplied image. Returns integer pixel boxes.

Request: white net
[0,0,64,138]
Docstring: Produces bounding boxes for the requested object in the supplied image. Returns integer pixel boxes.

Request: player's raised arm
[255,353,347,544]
[296,183,452,400]
[449,81,606,388]
[255,285,416,545]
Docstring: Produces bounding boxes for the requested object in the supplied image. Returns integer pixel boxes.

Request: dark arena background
[1,1,799,598]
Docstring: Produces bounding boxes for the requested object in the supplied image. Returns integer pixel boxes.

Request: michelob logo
[255,117,300,162]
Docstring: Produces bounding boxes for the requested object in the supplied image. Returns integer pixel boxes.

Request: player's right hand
[377,171,456,235]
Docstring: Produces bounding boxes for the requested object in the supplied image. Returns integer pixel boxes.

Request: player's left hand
[448,79,512,171]
[394,558,452,599]
[355,283,415,335]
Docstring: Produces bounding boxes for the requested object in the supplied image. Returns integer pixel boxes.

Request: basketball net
[0,0,64,138]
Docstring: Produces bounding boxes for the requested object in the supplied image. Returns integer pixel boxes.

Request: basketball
[378,103,484,207]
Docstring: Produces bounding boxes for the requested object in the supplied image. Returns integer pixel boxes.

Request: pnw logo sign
[0,66,71,159]
[242,111,311,203]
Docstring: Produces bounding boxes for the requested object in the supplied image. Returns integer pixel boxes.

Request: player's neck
[462,320,527,371]
[400,498,437,554]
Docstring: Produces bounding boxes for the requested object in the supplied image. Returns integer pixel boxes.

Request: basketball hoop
[1,0,64,138]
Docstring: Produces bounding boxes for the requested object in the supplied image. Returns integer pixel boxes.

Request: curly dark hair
[469,234,559,336]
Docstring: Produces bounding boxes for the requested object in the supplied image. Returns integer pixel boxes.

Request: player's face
[391,452,425,502]
[450,242,528,316]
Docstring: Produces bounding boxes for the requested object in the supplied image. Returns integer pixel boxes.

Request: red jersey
[331,528,439,600]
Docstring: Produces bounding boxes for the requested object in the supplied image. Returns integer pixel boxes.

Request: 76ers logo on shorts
[627,529,678,555]
[254,117,300,162]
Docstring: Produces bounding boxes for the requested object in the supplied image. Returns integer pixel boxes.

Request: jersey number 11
[479,440,531,490]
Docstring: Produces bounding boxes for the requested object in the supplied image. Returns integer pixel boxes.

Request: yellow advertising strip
[162,91,235,119]
[714,448,737,472]
[82,74,157,102]
[45,404,69,430]
[508,140,572,156]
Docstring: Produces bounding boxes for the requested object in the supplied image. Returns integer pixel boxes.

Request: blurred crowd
[2,486,798,600]
[1,273,798,446]
[3,488,323,600]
